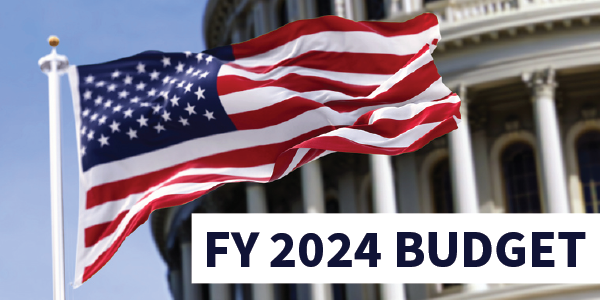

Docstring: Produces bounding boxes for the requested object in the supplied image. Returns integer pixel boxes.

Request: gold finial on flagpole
[48,36,59,47]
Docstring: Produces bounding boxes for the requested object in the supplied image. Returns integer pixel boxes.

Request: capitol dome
[151,1,600,299]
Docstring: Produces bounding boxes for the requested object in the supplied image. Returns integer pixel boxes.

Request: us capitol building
[150,0,600,299]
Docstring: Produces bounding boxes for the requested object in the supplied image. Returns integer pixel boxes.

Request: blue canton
[77,51,237,171]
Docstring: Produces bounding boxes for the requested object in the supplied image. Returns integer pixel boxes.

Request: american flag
[68,13,460,287]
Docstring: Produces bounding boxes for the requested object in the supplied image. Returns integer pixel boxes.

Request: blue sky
[0,1,208,299]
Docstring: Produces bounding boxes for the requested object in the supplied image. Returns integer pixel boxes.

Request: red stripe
[228,97,324,130]
[225,51,412,75]
[232,13,438,59]
[86,126,337,209]
[295,115,459,155]
[218,73,377,97]
[84,210,128,248]
[82,188,220,284]
[326,60,441,113]
[352,102,460,139]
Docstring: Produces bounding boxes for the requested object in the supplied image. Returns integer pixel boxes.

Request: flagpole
[39,36,69,300]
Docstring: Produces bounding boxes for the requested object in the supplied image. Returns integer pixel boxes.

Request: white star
[176,80,186,89]
[152,104,161,114]
[123,75,133,85]
[184,51,192,58]
[161,110,171,122]
[81,146,86,156]
[82,108,90,117]
[162,76,171,85]
[83,90,92,100]
[185,67,195,75]
[159,91,169,100]
[175,62,185,73]
[85,75,94,84]
[112,104,123,112]
[184,103,196,115]
[195,87,206,100]
[147,88,157,97]
[150,70,160,81]
[206,56,213,64]
[137,62,146,73]
[95,81,106,87]
[203,110,215,120]
[136,81,146,91]
[103,99,113,108]
[98,115,107,125]
[126,128,138,139]
[94,96,103,106]
[169,78,177,85]
[192,70,201,77]
[90,113,98,121]
[196,53,203,62]
[130,96,140,104]
[87,130,95,141]
[111,69,121,78]
[140,102,150,107]
[200,71,209,79]
[179,116,190,126]
[161,56,171,67]
[184,82,193,93]
[170,95,180,106]
[80,126,87,135]
[107,83,117,92]
[154,123,166,133]
[123,108,133,118]
[137,115,148,127]
[109,120,121,132]
[98,134,110,147]
[118,90,130,99]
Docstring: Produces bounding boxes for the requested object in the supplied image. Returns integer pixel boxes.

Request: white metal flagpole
[39,36,69,300]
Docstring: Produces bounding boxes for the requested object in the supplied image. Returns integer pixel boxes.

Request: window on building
[431,159,454,213]
[317,0,333,16]
[501,142,541,213]
[277,0,289,27]
[577,130,600,213]
[366,0,386,20]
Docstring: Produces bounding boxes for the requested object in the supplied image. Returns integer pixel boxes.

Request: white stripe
[220,48,434,115]
[368,95,460,124]
[219,64,392,86]
[321,122,442,148]
[82,164,274,227]
[233,27,440,68]
[281,148,309,178]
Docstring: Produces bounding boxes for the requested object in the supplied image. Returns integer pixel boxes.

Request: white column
[210,284,232,300]
[472,130,494,213]
[301,160,326,214]
[181,242,204,300]
[448,85,480,214]
[371,155,398,214]
[402,0,413,13]
[245,183,276,300]
[300,161,331,300]
[370,155,406,300]
[447,86,488,293]
[523,69,570,213]
[253,1,270,35]
[246,183,269,214]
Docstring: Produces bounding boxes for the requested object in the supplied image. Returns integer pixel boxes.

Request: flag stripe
[231,14,439,59]
[225,51,413,75]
